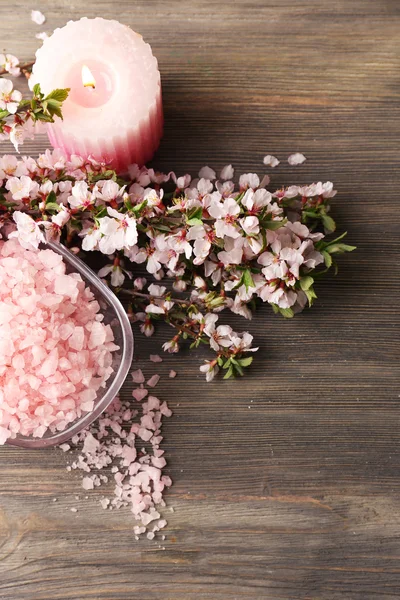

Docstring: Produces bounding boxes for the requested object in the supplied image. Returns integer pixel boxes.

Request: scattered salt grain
[263,154,280,168]
[288,152,306,166]
[150,354,163,363]
[147,374,160,388]
[31,9,46,25]
[132,388,148,402]
[70,507,78,513]
[61,389,173,539]
[169,370,177,378]
[59,444,70,452]
[131,369,145,384]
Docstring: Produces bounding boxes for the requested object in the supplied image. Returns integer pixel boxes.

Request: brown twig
[0,61,34,77]
[120,288,193,307]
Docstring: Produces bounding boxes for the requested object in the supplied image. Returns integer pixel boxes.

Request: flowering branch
[0,150,356,381]
[0,53,69,150]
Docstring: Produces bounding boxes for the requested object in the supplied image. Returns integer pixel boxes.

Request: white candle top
[30,18,161,145]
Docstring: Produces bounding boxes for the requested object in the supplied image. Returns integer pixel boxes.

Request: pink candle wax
[30,18,163,173]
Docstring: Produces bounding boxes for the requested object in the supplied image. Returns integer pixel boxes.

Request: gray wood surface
[0,1,399,598]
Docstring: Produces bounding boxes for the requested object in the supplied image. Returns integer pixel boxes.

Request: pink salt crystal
[83,432,100,454]
[159,402,172,417]
[54,274,78,300]
[132,388,148,402]
[88,321,107,349]
[131,369,145,384]
[68,326,85,351]
[158,519,167,529]
[146,532,155,540]
[138,428,153,442]
[82,476,94,490]
[147,374,160,388]
[152,456,167,469]
[149,354,163,363]
[168,370,177,378]
[100,498,110,509]
[59,443,70,452]
[0,427,11,445]
[70,507,78,513]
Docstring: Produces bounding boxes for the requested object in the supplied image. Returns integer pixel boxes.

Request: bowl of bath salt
[0,237,134,449]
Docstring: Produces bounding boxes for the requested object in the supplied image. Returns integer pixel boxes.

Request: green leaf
[231,361,244,376]
[46,202,60,213]
[261,218,286,231]
[322,250,332,267]
[304,286,318,306]
[0,109,9,120]
[243,269,255,291]
[321,214,336,233]
[300,275,314,291]
[187,217,203,226]
[271,303,279,314]
[45,88,70,103]
[32,83,42,97]
[279,307,294,319]
[46,99,63,119]
[238,356,253,367]
[326,243,356,254]
[217,357,224,367]
[223,366,234,379]
[222,359,232,370]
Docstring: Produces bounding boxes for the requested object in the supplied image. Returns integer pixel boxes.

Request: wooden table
[0,1,399,598]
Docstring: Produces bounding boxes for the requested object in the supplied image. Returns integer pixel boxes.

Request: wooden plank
[0,0,399,598]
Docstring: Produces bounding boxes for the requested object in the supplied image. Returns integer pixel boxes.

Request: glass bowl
[6,241,134,449]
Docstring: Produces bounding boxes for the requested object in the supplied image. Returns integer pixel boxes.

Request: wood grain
[0,0,399,598]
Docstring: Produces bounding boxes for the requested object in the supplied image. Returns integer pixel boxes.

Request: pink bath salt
[100,498,110,509]
[138,428,153,442]
[132,388,148,402]
[82,476,95,490]
[147,374,160,388]
[168,370,177,378]
[59,443,70,452]
[68,327,85,351]
[152,456,167,469]
[149,354,163,363]
[146,532,155,540]
[88,321,107,349]
[39,348,59,378]
[54,274,79,301]
[131,369,145,384]
[159,402,172,417]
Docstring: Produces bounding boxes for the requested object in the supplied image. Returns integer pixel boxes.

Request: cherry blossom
[263,154,280,168]
[98,208,138,254]
[0,79,22,114]
[10,211,44,249]
[208,197,241,238]
[0,54,20,77]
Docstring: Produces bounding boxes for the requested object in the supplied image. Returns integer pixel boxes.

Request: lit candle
[30,18,163,173]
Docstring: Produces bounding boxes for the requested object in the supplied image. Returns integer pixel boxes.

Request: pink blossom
[199,360,219,382]
[6,175,38,201]
[96,180,124,203]
[10,211,44,249]
[239,173,260,190]
[31,10,46,25]
[240,215,260,236]
[229,332,258,353]
[217,237,244,266]
[288,152,306,166]
[98,264,125,287]
[0,79,22,114]
[219,164,234,181]
[263,155,280,168]
[98,208,138,254]
[204,314,233,351]
[208,197,241,238]
[198,166,216,180]
[68,181,96,209]
[0,54,20,77]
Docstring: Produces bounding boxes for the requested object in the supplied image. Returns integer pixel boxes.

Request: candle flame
[82,65,96,89]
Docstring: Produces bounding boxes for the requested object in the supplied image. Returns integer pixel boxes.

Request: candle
[30,18,163,173]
